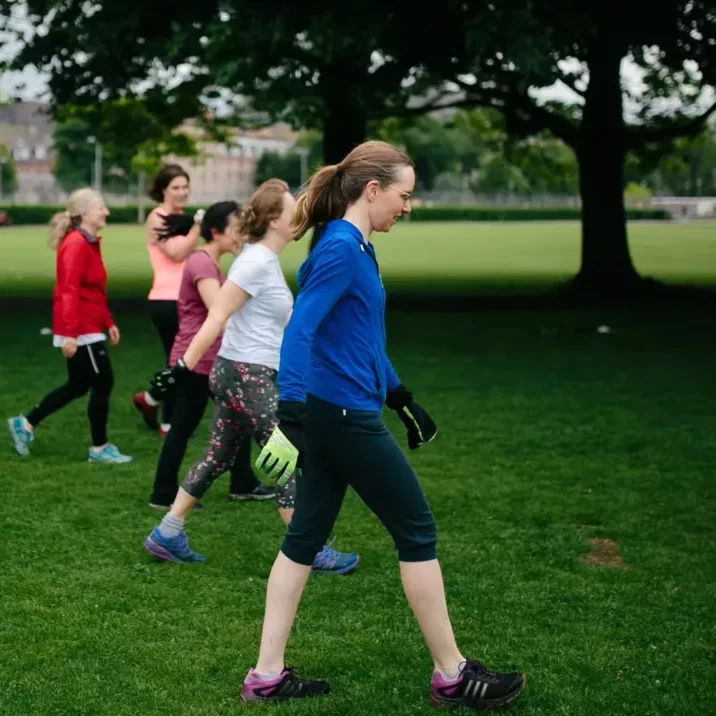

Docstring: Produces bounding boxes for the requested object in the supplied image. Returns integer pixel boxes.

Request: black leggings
[150,369,260,506]
[148,299,179,425]
[26,342,114,447]
[282,394,437,565]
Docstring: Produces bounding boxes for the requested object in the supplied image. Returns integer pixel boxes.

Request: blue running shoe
[143,527,206,563]
[7,416,33,456]
[312,540,359,575]
[88,443,132,464]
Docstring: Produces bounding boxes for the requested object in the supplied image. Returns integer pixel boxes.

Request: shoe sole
[148,502,204,511]
[312,556,360,576]
[143,537,205,564]
[229,493,277,501]
[7,420,30,456]
[240,689,329,704]
[88,457,133,463]
[431,674,526,710]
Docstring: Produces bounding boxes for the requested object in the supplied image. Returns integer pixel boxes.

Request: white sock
[161,423,171,433]
[22,416,34,432]
[144,391,159,407]
[439,660,467,682]
[255,670,282,680]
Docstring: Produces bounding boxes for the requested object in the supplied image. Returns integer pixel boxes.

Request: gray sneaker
[88,443,133,464]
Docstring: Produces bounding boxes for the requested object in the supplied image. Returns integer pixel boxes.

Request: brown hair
[49,188,103,250]
[237,178,290,242]
[291,140,413,240]
[148,164,190,203]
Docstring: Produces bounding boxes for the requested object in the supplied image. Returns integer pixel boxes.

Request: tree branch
[626,100,716,150]
[454,71,581,146]
[520,99,580,147]
[558,74,587,99]
[373,95,472,119]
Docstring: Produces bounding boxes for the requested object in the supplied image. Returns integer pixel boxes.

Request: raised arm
[146,210,200,263]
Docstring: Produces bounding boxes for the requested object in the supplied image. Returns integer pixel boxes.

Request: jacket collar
[77,227,99,244]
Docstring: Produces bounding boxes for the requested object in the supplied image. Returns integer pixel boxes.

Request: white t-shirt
[219,242,294,371]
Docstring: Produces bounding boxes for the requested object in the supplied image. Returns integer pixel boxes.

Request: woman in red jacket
[6,188,132,464]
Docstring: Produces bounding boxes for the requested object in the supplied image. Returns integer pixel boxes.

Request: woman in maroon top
[6,188,132,463]
[147,201,273,508]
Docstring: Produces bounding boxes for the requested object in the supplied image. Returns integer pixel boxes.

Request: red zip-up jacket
[52,229,115,338]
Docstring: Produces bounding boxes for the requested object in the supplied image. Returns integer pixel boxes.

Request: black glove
[156,213,195,241]
[386,384,438,450]
[149,358,189,398]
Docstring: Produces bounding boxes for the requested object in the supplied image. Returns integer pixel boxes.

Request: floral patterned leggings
[181,357,296,508]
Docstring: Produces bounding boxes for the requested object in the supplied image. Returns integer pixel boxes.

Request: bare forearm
[182,313,224,370]
[161,225,201,262]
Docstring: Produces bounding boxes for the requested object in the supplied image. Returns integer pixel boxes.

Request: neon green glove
[255,427,298,486]
[255,402,305,486]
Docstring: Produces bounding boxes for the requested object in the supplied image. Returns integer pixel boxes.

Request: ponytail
[49,187,103,250]
[238,179,289,242]
[291,165,347,241]
[291,141,414,242]
[236,204,257,236]
[49,211,76,250]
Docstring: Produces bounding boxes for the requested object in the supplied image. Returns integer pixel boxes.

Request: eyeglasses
[386,186,412,203]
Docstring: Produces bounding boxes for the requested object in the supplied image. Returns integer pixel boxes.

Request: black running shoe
[431,659,525,709]
[229,485,277,501]
[241,667,330,703]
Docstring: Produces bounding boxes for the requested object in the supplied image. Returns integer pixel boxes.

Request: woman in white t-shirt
[143,179,358,575]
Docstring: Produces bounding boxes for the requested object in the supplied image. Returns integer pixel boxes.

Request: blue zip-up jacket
[277,219,401,412]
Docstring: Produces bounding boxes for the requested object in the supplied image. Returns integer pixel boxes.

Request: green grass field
[1,220,715,299]
[1,222,715,715]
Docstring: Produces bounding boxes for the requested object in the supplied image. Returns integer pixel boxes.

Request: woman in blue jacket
[241,141,526,710]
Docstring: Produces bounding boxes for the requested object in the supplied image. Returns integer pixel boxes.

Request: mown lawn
[1,298,715,715]
[2,218,715,714]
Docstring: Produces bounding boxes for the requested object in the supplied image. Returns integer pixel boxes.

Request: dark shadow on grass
[2,276,716,314]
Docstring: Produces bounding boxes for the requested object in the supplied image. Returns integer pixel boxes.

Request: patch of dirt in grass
[582,538,626,568]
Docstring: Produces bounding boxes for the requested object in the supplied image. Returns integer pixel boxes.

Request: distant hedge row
[0,205,147,225]
[0,203,669,225]
[408,205,670,221]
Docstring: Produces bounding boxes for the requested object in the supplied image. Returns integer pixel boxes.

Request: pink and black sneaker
[133,392,159,430]
[241,667,330,703]
[431,660,525,709]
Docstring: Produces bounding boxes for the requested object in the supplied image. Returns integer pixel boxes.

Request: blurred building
[164,119,297,203]
[650,196,716,220]
[0,101,56,202]
[0,102,297,204]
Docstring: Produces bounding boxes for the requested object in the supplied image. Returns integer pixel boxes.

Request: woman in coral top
[6,188,132,463]
[133,164,203,437]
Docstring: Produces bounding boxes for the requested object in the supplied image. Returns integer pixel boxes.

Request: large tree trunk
[322,94,368,164]
[574,43,640,295]
[321,61,369,164]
